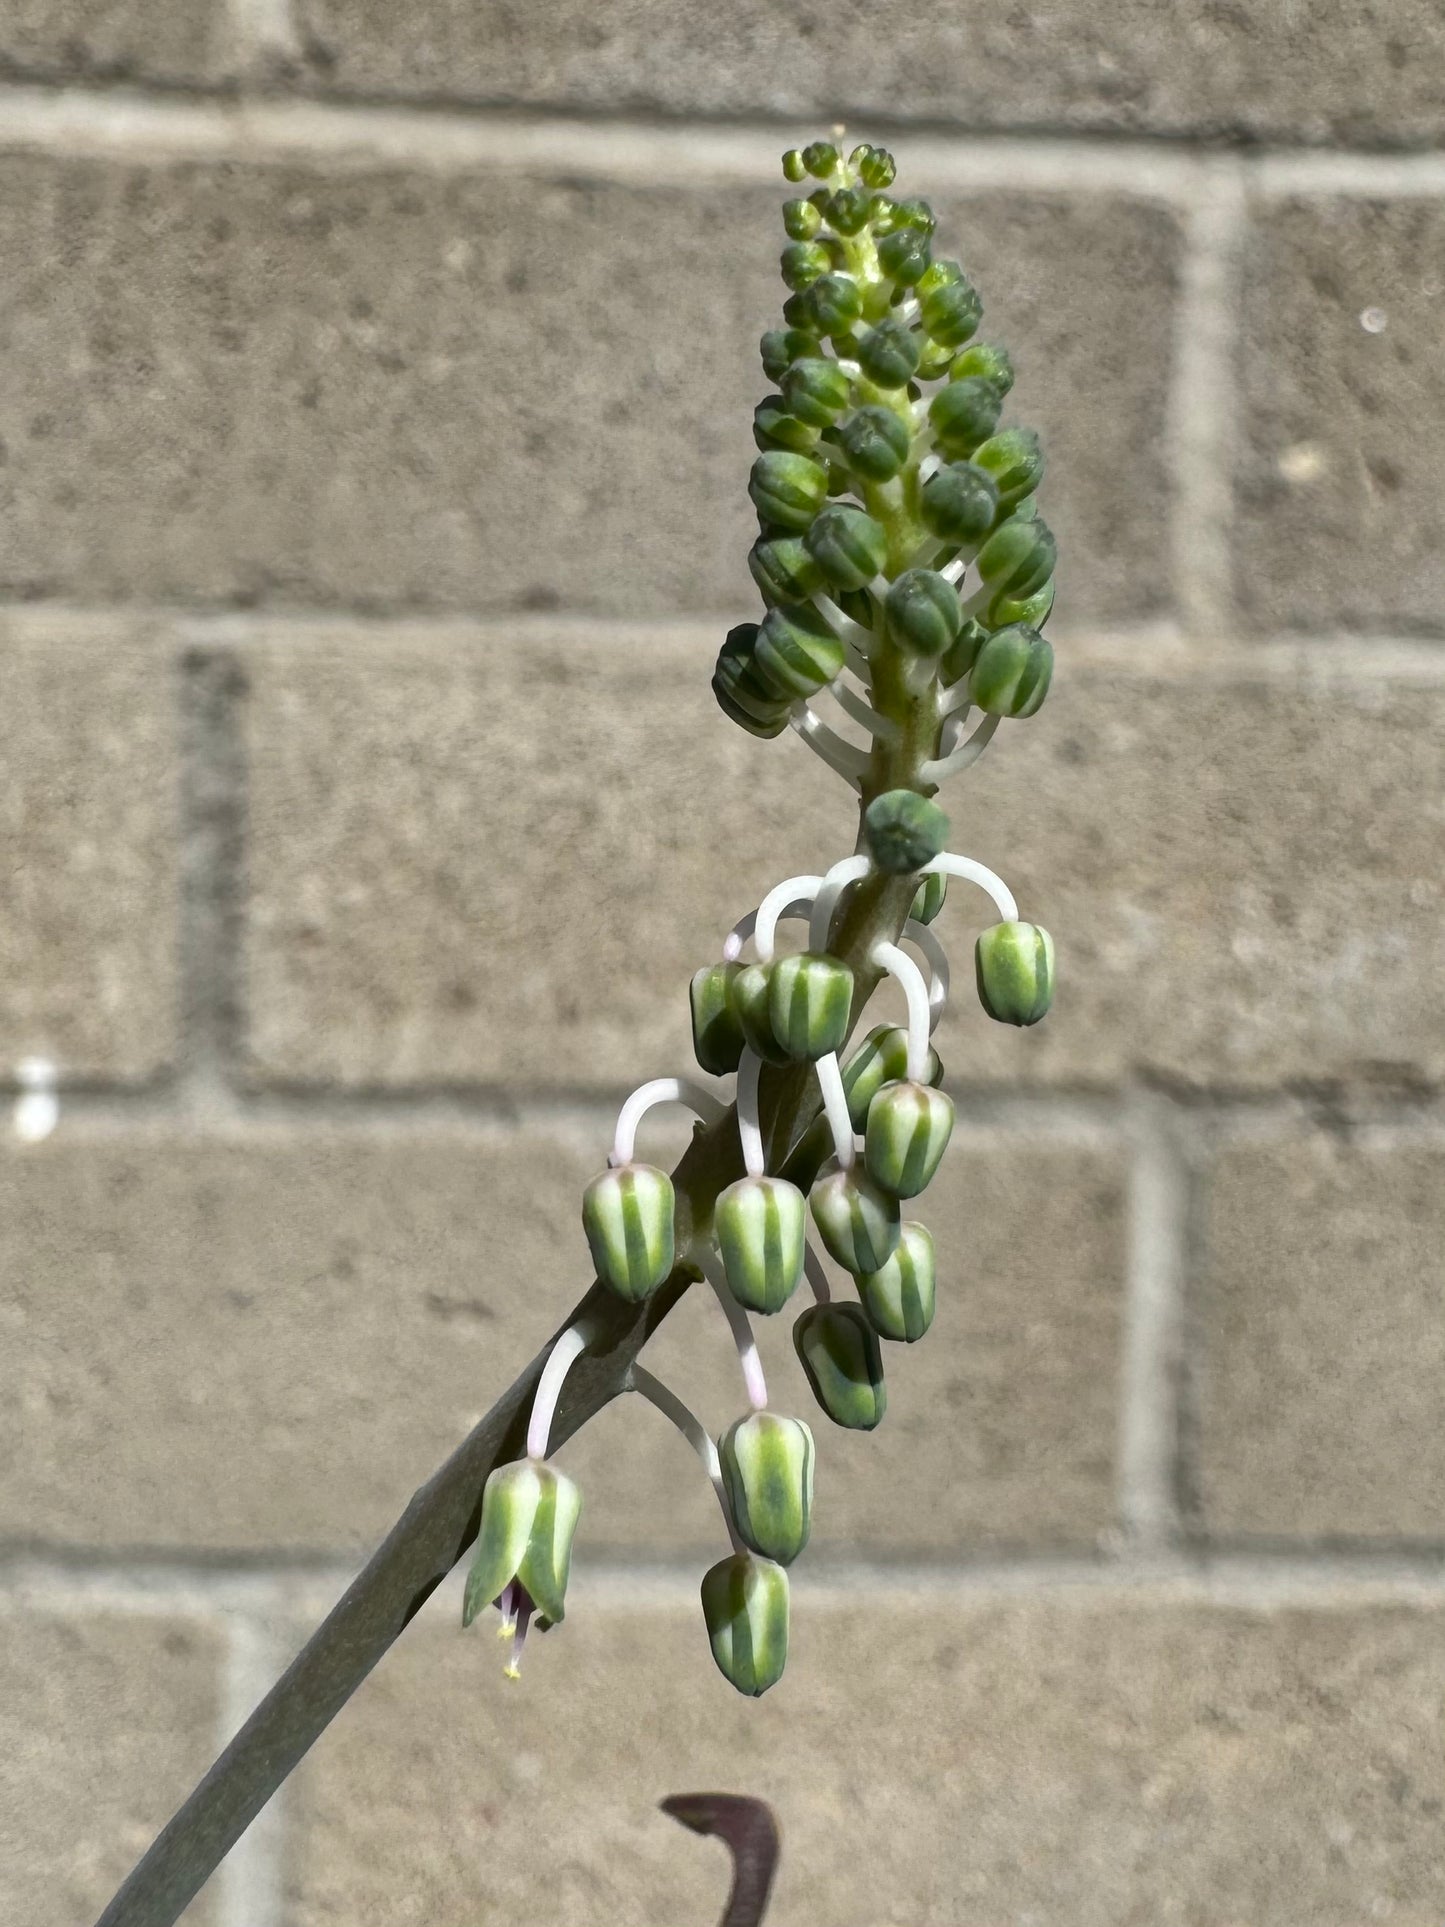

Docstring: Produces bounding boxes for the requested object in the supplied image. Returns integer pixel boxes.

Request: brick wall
[2,6,1443,1922]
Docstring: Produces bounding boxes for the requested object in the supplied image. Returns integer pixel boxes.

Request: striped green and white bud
[877,224,931,286]
[806,272,863,338]
[582,1162,675,1303]
[768,950,854,1062]
[782,356,852,429]
[760,326,821,383]
[856,318,921,389]
[910,871,947,925]
[885,567,963,658]
[976,920,1055,1026]
[804,505,888,591]
[748,533,824,607]
[730,960,790,1066]
[752,394,819,455]
[810,1162,901,1275]
[462,1458,582,1630]
[863,789,950,875]
[837,404,911,482]
[920,274,982,348]
[841,1024,943,1131]
[690,961,746,1076]
[975,514,1056,601]
[755,601,845,699]
[700,1552,789,1697]
[715,1174,807,1314]
[928,376,1004,458]
[950,341,1014,395]
[970,623,1054,719]
[857,1222,936,1343]
[793,1302,887,1431]
[971,427,1044,509]
[986,576,1055,633]
[719,1412,815,1565]
[920,462,998,544]
[864,1082,955,1199]
[748,450,829,532]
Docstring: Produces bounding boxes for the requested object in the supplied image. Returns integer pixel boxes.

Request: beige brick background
[1,6,1443,1922]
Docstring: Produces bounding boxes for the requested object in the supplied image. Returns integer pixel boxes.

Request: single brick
[1236,198,1445,636]
[0,0,224,83]
[0,612,177,1081]
[0,1125,1123,1557]
[288,1587,1445,1925]
[1195,1132,1445,1541]
[0,1611,222,1927]
[292,0,1445,145]
[0,152,1176,626]
[933,650,1445,1090]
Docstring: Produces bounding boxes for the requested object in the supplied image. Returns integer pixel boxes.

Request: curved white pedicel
[827,675,898,741]
[754,874,825,965]
[789,704,869,789]
[611,1077,730,1168]
[700,1253,769,1412]
[808,852,872,954]
[735,1048,766,1180]
[723,897,813,964]
[632,1366,742,1553]
[810,591,875,669]
[814,1050,858,1169]
[920,848,1018,924]
[870,940,933,1083]
[920,709,1001,783]
[526,1313,599,1461]
[901,916,950,1032]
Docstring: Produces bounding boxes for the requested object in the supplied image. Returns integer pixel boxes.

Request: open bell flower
[462,1458,582,1678]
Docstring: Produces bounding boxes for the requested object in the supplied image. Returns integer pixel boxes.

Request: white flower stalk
[869,941,933,1084]
[632,1367,742,1553]
[610,1077,730,1168]
[921,850,1019,924]
[700,1254,770,1412]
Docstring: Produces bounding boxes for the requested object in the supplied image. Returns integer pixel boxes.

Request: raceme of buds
[864,1081,956,1199]
[715,1173,807,1314]
[719,1412,816,1565]
[976,919,1056,1026]
[769,950,854,1061]
[857,1222,937,1343]
[810,1162,902,1275]
[841,1024,944,1130]
[582,1162,675,1302]
[794,1302,887,1430]
[701,1553,790,1697]
[863,789,950,875]
[463,1458,582,1635]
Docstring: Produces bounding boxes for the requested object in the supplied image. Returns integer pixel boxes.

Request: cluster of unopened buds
[465,138,1056,1696]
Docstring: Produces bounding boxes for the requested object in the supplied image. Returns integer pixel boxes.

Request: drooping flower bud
[780,240,832,291]
[691,961,746,1076]
[910,871,947,925]
[920,462,998,543]
[885,568,963,658]
[928,377,1004,458]
[793,1302,887,1430]
[863,789,950,875]
[971,428,1044,509]
[752,394,819,455]
[760,326,820,383]
[712,625,791,739]
[856,317,920,389]
[764,950,852,1063]
[920,274,982,348]
[755,601,845,699]
[782,356,851,428]
[462,1458,582,1632]
[864,1082,955,1199]
[748,450,829,532]
[975,514,1056,601]
[730,960,790,1065]
[950,340,1014,395]
[582,1162,675,1302]
[836,404,911,482]
[810,1162,901,1275]
[700,1552,789,1697]
[975,920,1055,1026]
[748,534,824,607]
[715,1173,807,1314]
[857,1222,936,1343]
[970,623,1054,718]
[804,505,888,591]
[719,1412,815,1565]
[783,196,822,241]
[781,149,808,184]
[840,1024,943,1130]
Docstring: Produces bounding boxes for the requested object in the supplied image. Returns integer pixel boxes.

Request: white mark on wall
[13,1057,59,1143]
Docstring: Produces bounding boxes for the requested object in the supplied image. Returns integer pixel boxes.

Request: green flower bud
[463,1458,582,1630]
[840,1024,943,1130]
[976,515,1056,600]
[987,577,1055,635]
[804,504,887,591]
[863,789,950,874]
[752,395,819,455]
[748,534,825,607]
[730,960,790,1066]
[583,1161,675,1302]
[971,427,1044,508]
[782,149,808,184]
[768,950,854,1062]
[781,290,816,331]
[877,226,931,286]
[976,919,1055,1026]
[920,276,982,349]
[939,617,989,686]
[760,326,821,383]
[836,404,911,482]
[756,601,844,699]
[858,145,896,189]
[867,193,901,232]
[884,568,963,658]
[916,338,956,381]
[807,272,864,337]
[950,341,1015,396]
[864,1081,955,1199]
[748,450,829,532]
[928,376,1004,457]
[825,185,872,236]
[970,623,1054,718]
[920,462,999,543]
[793,1302,887,1431]
[856,318,921,389]
[810,1162,901,1275]
[713,675,791,739]
[802,140,839,178]
[701,1552,789,1697]
[783,197,822,241]
[781,356,851,429]
[911,871,947,925]
[894,196,936,234]
[719,1411,815,1564]
[857,1222,936,1343]
[780,240,832,291]
[691,961,746,1076]
[713,624,792,727]
[715,1174,807,1315]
